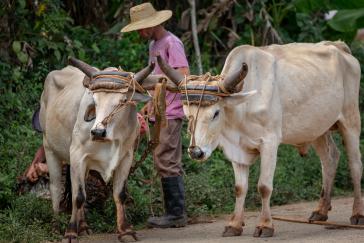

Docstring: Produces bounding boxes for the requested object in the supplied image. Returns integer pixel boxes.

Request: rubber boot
[147,176,187,228]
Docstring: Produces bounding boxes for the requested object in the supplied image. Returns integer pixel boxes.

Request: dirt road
[76,197,364,243]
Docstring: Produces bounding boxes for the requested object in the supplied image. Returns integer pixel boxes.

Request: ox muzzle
[91,128,106,140]
[188,145,205,160]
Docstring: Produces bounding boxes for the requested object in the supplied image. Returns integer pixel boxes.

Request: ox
[39,58,153,242]
[157,41,364,237]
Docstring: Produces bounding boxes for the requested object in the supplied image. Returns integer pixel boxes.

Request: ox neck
[221,105,247,135]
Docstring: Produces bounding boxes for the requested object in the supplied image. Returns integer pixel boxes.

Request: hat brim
[121,10,172,33]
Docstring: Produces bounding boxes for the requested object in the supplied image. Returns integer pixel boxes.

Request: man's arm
[176,67,189,76]
[140,67,189,116]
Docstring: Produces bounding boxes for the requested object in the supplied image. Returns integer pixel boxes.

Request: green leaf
[104,22,123,35]
[12,41,21,53]
[54,50,61,61]
[74,40,83,48]
[16,52,28,64]
[328,9,364,32]
[294,0,329,13]
[78,49,86,60]
[91,43,100,54]
[294,0,364,12]
[18,0,26,9]
[328,0,364,10]
[12,68,22,80]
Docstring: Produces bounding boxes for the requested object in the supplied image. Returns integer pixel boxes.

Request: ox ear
[223,90,257,106]
[130,93,152,103]
[84,103,96,122]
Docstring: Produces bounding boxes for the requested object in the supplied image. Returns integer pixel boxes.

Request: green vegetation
[1,0,364,242]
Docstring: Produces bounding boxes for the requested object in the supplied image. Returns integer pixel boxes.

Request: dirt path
[75,197,363,243]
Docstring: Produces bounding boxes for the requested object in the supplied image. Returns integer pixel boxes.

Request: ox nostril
[101,129,106,137]
[188,146,204,160]
[91,129,106,138]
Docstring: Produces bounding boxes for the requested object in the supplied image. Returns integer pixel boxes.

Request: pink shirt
[149,31,189,120]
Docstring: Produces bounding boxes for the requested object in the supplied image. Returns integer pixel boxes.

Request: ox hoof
[118,230,138,242]
[222,226,243,237]
[78,221,92,236]
[253,226,274,238]
[350,214,364,225]
[51,219,62,234]
[62,235,78,243]
[309,211,328,222]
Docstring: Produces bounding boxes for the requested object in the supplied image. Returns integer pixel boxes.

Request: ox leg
[63,159,87,243]
[309,132,339,222]
[254,138,278,238]
[44,146,63,214]
[338,121,364,225]
[44,145,63,232]
[223,162,250,237]
[113,150,137,242]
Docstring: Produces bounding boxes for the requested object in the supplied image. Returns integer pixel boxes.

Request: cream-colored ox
[157,41,364,237]
[39,58,153,242]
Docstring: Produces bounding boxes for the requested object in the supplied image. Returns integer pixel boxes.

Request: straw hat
[121,2,172,33]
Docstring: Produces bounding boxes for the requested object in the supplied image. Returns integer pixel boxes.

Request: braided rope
[90,72,145,94]
[184,76,209,148]
[96,73,140,127]
[178,72,231,98]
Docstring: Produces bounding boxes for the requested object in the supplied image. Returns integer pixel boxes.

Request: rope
[177,72,231,97]
[91,71,145,94]
[152,79,167,128]
[100,75,139,127]
[101,100,135,127]
[129,79,167,175]
[184,75,193,135]
[272,216,364,229]
[184,76,209,148]
[92,88,128,93]
[89,71,146,128]
[180,89,230,97]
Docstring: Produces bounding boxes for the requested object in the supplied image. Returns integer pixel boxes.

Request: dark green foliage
[0,194,67,242]
[1,0,364,242]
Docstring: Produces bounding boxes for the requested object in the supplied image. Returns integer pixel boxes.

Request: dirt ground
[71,197,364,243]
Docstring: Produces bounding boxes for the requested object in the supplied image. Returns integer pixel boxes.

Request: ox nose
[91,128,106,138]
[188,146,205,160]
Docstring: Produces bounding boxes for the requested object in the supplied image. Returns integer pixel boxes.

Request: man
[121,2,189,228]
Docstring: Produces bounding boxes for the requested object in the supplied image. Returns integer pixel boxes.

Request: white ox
[157,41,364,237]
[39,58,153,242]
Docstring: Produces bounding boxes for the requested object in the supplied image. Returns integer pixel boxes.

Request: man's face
[137,27,154,40]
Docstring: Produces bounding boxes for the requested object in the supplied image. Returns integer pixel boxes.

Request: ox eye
[212,110,220,120]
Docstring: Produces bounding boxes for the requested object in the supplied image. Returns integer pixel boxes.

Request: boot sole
[147,218,187,228]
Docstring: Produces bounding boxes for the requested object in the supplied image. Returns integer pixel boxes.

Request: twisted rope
[90,72,141,127]
[178,72,231,97]
[184,75,209,148]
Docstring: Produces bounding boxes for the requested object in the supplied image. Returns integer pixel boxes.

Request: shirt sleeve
[148,41,154,65]
[167,40,189,69]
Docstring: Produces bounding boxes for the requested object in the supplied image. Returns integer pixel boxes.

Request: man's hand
[137,112,148,135]
[140,103,150,116]
[25,146,48,182]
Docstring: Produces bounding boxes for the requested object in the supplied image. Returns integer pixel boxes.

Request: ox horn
[68,57,97,77]
[134,62,155,84]
[157,55,184,86]
[222,63,248,93]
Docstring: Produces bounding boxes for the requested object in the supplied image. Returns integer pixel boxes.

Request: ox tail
[321,40,352,54]
[60,164,72,213]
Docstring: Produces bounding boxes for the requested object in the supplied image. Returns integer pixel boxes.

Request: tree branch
[188,0,203,74]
